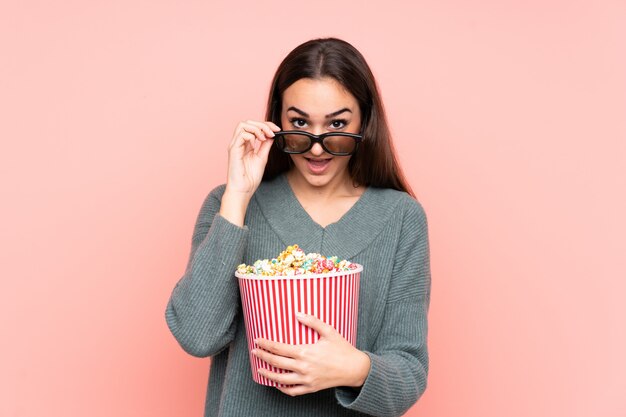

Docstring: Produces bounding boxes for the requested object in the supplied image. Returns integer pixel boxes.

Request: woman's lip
[305,157,332,174]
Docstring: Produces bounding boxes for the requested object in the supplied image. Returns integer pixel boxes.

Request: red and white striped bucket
[236,265,362,387]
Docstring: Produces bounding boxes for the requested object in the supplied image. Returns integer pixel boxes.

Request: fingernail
[296,312,305,318]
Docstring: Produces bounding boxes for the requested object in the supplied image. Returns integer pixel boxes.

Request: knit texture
[165,173,431,417]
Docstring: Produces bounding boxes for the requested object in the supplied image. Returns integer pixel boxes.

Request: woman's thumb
[257,137,274,160]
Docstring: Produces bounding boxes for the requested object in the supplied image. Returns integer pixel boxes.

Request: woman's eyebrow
[287,106,352,118]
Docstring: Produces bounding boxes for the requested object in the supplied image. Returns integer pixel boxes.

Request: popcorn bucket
[236,265,362,387]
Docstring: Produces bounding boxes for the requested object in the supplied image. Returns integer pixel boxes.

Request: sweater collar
[253,173,401,260]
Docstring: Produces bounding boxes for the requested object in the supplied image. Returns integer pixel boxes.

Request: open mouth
[305,157,332,174]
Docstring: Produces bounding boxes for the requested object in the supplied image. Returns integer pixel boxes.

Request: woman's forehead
[282,78,358,117]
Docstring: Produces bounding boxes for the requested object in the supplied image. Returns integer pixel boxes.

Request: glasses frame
[273,130,363,156]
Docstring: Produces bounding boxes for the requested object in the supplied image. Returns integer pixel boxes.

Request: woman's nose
[309,142,325,156]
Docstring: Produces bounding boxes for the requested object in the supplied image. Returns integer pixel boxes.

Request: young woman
[165,37,431,417]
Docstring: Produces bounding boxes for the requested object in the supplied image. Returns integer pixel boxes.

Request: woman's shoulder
[198,183,226,209]
[193,184,227,224]
[366,187,427,222]
[207,183,227,200]
[199,178,281,217]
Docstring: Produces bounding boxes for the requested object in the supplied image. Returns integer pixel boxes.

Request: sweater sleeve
[164,185,249,358]
[335,200,431,417]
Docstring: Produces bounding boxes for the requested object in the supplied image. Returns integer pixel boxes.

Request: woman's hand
[220,120,280,226]
[226,120,280,195]
[252,312,371,396]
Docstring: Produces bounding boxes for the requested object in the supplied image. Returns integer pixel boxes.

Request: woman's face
[280,77,362,189]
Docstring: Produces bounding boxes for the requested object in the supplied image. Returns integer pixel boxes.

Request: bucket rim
[235,263,363,280]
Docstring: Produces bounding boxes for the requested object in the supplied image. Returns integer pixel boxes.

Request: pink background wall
[1,1,625,416]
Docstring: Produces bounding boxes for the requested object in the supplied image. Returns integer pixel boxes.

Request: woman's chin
[289,156,351,189]
[302,169,351,189]
[304,174,332,188]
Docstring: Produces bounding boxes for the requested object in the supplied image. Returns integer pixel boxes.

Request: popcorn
[236,244,357,276]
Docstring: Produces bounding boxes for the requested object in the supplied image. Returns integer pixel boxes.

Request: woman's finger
[229,121,263,148]
[245,120,278,138]
[256,368,302,386]
[267,121,281,131]
[252,348,299,371]
[295,313,336,339]
[255,338,301,359]
[229,122,248,147]
[242,122,267,142]
[229,121,279,151]
[230,131,257,153]
[277,384,312,397]
[257,135,274,157]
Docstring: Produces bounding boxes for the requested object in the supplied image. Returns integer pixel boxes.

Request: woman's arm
[334,200,431,417]
[164,185,249,357]
[165,119,278,357]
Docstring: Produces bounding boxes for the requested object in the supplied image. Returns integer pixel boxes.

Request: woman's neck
[285,169,363,203]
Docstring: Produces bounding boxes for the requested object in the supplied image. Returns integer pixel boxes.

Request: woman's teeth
[305,158,331,173]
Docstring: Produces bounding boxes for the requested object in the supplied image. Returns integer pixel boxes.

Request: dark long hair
[263,37,415,198]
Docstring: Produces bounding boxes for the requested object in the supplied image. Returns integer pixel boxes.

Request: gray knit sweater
[165,173,431,417]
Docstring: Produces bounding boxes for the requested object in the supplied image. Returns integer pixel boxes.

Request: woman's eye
[290,118,307,128]
[331,119,347,129]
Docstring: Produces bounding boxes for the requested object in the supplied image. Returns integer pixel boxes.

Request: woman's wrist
[347,349,371,387]
[219,188,252,227]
